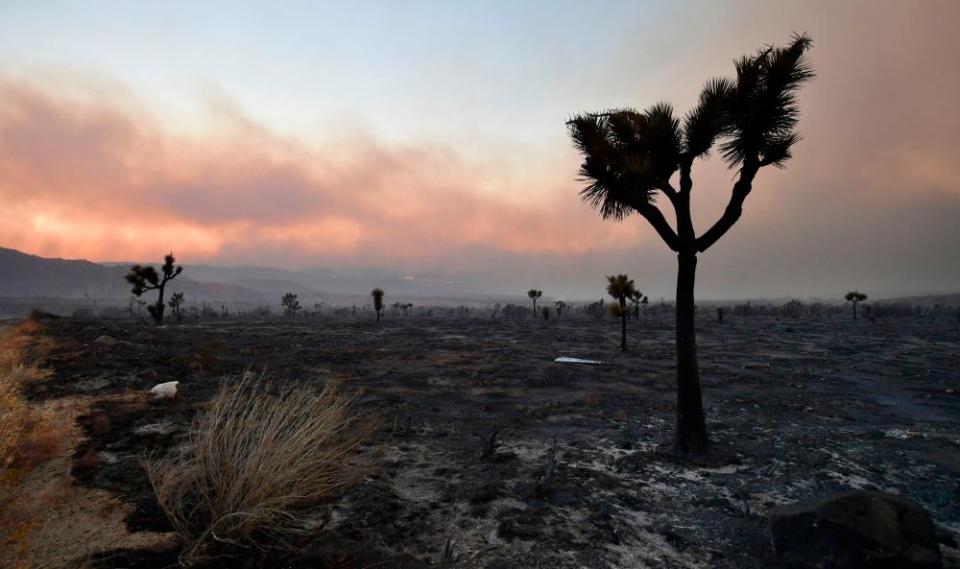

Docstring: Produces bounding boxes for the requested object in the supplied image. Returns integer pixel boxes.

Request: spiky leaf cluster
[568,34,813,219]
[125,253,183,297]
[721,34,813,169]
[606,274,637,302]
[568,104,681,219]
[845,291,867,302]
[371,288,384,311]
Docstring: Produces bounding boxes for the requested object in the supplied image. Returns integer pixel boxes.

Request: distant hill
[0,247,266,302]
[0,247,129,298]
[0,247,503,306]
[879,293,960,307]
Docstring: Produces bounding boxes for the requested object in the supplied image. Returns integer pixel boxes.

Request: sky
[0,0,958,300]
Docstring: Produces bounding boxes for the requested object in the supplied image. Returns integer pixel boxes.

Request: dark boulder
[769,490,942,568]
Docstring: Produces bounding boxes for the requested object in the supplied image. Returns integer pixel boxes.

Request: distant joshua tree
[554,301,568,319]
[607,275,638,351]
[168,292,186,323]
[629,290,649,320]
[845,291,867,320]
[541,306,551,321]
[372,288,385,322]
[125,253,184,325]
[281,292,301,317]
[568,35,814,454]
[527,289,543,317]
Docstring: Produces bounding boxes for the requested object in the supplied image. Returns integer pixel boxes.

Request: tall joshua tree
[568,35,813,454]
[845,291,867,320]
[126,253,183,325]
[371,288,385,322]
[527,289,543,317]
[607,274,637,351]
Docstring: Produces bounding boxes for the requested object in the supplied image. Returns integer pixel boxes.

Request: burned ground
[24,312,960,568]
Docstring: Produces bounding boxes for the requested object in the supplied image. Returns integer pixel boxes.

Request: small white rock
[149,381,179,400]
[94,335,119,346]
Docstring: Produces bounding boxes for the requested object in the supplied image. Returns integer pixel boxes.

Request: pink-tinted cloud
[0,73,644,269]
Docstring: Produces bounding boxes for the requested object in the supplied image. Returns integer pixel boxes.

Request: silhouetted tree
[568,35,814,454]
[281,292,301,316]
[607,275,637,351]
[554,301,568,318]
[126,253,184,325]
[168,292,185,323]
[541,306,551,321]
[372,288,385,322]
[629,290,649,320]
[527,289,543,317]
[845,291,867,320]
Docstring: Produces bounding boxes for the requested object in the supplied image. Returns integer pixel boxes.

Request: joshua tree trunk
[531,299,537,317]
[852,301,858,321]
[675,250,707,454]
[151,285,166,325]
[619,298,627,351]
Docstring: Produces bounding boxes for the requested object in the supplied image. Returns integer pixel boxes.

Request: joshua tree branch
[636,202,681,252]
[695,164,758,252]
[657,182,678,201]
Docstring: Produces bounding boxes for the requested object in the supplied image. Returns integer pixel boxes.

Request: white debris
[94,335,119,346]
[149,381,179,400]
[134,422,177,436]
[554,357,605,365]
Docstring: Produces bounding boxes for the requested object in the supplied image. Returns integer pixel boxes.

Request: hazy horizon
[2,1,959,300]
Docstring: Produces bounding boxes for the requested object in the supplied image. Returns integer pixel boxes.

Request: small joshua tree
[554,301,567,318]
[168,292,186,323]
[281,293,301,317]
[629,290,649,320]
[607,275,637,351]
[372,288,385,322]
[541,306,551,321]
[845,291,867,320]
[527,289,543,317]
[126,253,183,325]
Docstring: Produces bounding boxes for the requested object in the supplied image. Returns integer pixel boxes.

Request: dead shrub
[146,372,377,565]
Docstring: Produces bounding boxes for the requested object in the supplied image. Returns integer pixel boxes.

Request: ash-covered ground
[29,312,960,568]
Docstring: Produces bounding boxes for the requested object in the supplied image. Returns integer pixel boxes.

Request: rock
[94,335,119,347]
[149,381,179,400]
[769,490,942,568]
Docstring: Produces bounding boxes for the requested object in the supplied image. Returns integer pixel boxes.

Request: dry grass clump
[0,317,60,486]
[146,372,377,565]
[0,316,88,567]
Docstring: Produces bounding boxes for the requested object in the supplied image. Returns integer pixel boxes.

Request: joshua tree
[568,35,813,454]
[126,253,184,325]
[629,290,649,320]
[168,292,185,323]
[554,301,568,318]
[527,289,543,317]
[845,291,867,320]
[541,306,551,321]
[372,288,385,322]
[281,292,301,317]
[606,275,637,351]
